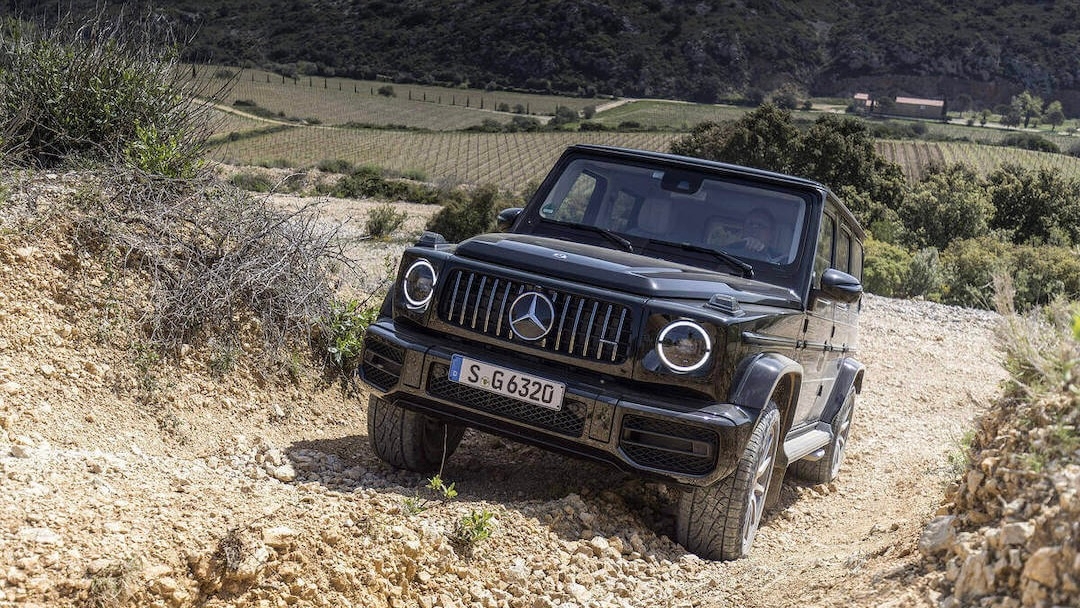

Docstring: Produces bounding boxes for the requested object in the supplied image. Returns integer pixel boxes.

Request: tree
[1044,100,1065,130]
[670,104,799,173]
[672,107,908,234]
[988,164,1080,246]
[899,164,993,250]
[794,114,908,227]
[1013,91,1043,128]
[952,94,973,117]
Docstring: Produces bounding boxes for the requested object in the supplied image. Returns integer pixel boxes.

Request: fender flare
[821,357,865,424]
[729,352,803,417]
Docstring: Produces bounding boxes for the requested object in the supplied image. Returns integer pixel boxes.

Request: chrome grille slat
[458,274,475,325]
[582,301,599,355]
[483,278,499,332]
[471,276,487,329]
[496,281,513,337]
[612,309,628,362]
[597,306,613,359]
[555,296,571,351]
[438,269,631,363]
[448,272,463,319]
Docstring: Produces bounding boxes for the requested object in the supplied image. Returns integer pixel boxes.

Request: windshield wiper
[547,219,635,253]
[648,240,754,279]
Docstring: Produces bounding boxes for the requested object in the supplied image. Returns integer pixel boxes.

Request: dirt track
[0,182,1007,607]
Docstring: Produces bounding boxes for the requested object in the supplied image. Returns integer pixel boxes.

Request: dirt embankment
[0,173,1009,607]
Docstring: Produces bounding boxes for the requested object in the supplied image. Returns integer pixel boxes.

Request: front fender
[728,353,803,415]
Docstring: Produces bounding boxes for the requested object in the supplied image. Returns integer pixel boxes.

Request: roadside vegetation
[921,288,1080,606]
[0,12,376,378]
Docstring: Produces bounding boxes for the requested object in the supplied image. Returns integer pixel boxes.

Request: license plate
[448,354,565,411]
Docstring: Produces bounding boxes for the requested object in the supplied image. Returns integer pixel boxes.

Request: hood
[454,234,800,307]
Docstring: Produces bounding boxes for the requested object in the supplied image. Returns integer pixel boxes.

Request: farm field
[189,66,603,131]
[208,127,681,191]
[208,120,1080,191]
[875,139,1080,181]
[194,66,1080,190]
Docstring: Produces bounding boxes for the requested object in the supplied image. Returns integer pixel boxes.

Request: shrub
[377,85,396,97]
[317,158,355,174]
[366,203,408,239]
[229,172,276,193]
[73,171,351,353]
[323,299,379,373]
[862,237,911,297]
[940,237,1012,309]
[905,247,945,300]
[1000,132,1060,154]
[425,184,502,243]
[0,10,219,174]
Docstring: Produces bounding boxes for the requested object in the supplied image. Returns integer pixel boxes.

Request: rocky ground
[0,171,1012,607]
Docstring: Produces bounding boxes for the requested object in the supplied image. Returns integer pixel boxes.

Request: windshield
[535,158,809,266]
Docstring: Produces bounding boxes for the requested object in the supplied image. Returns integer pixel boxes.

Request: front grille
[438,268,632,363]
[359,335,404,391]
[620,415,718,476]
[428,363,585,437]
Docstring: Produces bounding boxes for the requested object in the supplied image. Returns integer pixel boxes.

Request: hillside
[0,169,1015,607]
[11,0,1080,113]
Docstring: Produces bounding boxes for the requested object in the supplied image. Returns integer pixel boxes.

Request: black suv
[359,145,866,560]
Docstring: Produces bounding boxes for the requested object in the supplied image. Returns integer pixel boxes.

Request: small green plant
[325,299,379,372]
[402,474,458,515]
[124,122,200,179]
[366,203,408,239]
[945,428,976,477]
[451,509,495,556]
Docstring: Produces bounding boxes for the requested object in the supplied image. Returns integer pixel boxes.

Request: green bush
[905,247,945,300]
[425,184,502,243]
[229,172,276,193]
[324,299,379,373]
[1010,245,1080,309]
[335,166,443,205]
[366,203,408,239]
[1000,132,1060,154]
[318,158,355,174]
[940,237,1013,309]
[862,237,911,297]
[0,11,213,174]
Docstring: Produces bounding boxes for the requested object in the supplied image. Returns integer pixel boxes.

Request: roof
[894,96,944,107]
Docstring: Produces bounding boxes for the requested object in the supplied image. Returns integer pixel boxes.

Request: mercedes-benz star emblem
[509,292,555,341]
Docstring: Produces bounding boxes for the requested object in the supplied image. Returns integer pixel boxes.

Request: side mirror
[497,207,523,232]
[818,268,863,303]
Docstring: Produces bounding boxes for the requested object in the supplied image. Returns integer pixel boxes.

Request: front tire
[676,403,781,560]
[791,387,855,484]
[367,396,465,473]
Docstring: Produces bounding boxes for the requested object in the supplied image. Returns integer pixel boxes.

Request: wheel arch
[822,357,865,424]
[728,352,803,430]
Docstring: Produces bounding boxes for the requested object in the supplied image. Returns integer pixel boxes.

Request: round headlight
[402,259,437,309]
[656,320,712,373]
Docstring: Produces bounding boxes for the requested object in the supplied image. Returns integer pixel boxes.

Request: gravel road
[0,184,1007,607]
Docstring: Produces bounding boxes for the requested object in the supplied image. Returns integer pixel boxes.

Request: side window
[836,228,852,274]
[814,214,835,283]
[607,190,640,232]
[541,172,597,223]
[850,236,864,280]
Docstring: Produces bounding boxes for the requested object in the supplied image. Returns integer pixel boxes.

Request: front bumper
[359,318,756,486]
